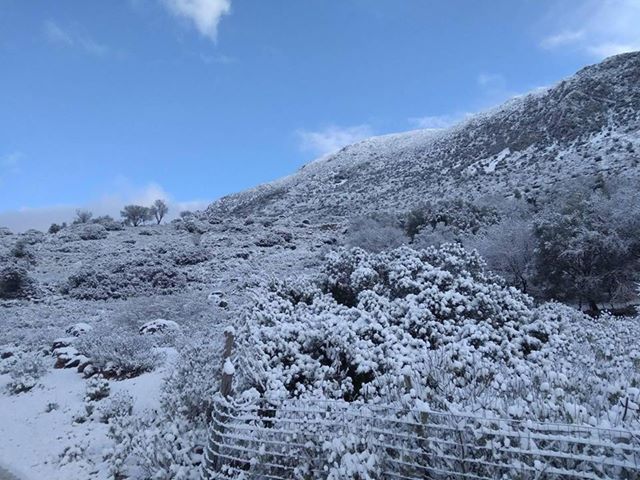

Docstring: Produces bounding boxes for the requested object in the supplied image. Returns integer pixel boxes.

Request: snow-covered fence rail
[203,396,640,480]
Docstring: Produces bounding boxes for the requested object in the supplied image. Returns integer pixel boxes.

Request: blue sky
[1,0,639,230]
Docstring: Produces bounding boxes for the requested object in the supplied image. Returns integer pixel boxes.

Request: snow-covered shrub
[19,229,45,244]
[171,246,209,266]
[108,292,210,334]
[7,352,48,394]
[76,327,163,379]
[99,390,134,423]
[78,223,108,240]
[0,262,36,299]
[102,334,222,477]
[64,259,187,300]
[321,434,381,480]
[93,215,124,231]
[344,214,407,252]
[175,216,208,234]
[240,244,551,402]
[57,223,108,242]
[161,338,222,422]
[106,413,205,480]
[404,199,500,240]
[59,443,87,466]
[85,375,110,402]
[10,238,35,263]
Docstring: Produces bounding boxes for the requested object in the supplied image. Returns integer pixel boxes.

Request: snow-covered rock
[65,322,93,337]
[139,319,180,335]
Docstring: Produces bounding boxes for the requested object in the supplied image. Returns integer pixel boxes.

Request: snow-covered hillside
[2,53,640,479]
[206,52,640,220]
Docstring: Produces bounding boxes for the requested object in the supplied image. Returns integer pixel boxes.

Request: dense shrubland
[226,244,640,428]
[238,244,554,402]
[234,244,640,427]
[191,245,640,478]
[63,259,187,300]
[346,175,640,310]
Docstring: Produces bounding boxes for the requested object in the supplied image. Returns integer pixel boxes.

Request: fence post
[202,327,235,479]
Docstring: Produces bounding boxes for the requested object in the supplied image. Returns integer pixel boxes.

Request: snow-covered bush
[10,238,35,263]
[107,293,210,339]
[99,390,134,423]
[58,223,108,242]
[102,333,224,477]
[7,352,48,394]
[161,338,222,422]
[19,229,45,244]
[85,375,110,402]
[76,327,163,379]
[171,246,209,266]
[64,259,187,300]
[175,216,209,234]
[106,413,204,480]
[0,262,36,300]
[92,215,124,231]
[344,214,407,252]
[239,244,552,402]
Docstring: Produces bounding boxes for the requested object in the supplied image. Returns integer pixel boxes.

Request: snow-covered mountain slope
[206,52,640,220]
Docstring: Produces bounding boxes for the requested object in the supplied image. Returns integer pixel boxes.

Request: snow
[0,353,173,479]
[223,359,235,375]
[0,368,100,479]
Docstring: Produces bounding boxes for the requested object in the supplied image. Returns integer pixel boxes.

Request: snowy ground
[0,355,172,479]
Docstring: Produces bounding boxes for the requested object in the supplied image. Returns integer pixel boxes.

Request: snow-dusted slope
[206,52,640,220]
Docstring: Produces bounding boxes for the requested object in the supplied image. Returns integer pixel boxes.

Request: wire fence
[202,395,640,480]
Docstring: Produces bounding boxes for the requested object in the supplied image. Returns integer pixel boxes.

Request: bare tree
[150,199,169,225]
[468,218,536,294]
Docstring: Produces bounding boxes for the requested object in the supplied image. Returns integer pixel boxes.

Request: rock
[139,319,180,335]
[0,348,14,359]
[65,322,93,337]
[52,337,75,350]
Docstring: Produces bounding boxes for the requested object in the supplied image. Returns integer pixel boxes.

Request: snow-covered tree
[120,205,153,227]
[150,199,169,225]
[468,217,536,294]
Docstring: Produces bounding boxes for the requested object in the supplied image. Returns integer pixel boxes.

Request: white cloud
[408,113,472,131]
[540,0,640,59]
[477,73,505,90]
[162,0,231,41]
[540,30,585,49]
[44,20,74,46]
[409,73,520,133]
[43,20,110,56]
[0,181,210,233]
[297,125,373,157]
